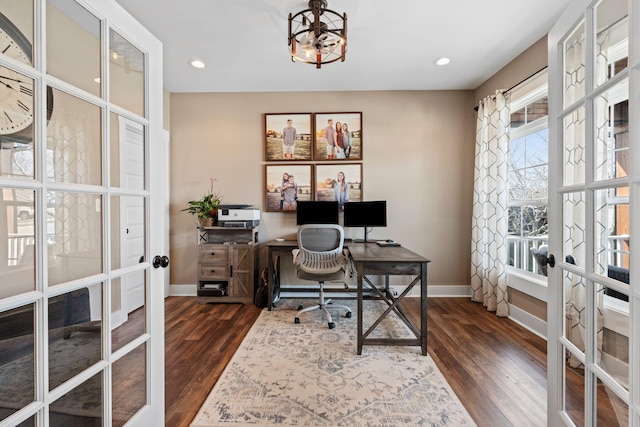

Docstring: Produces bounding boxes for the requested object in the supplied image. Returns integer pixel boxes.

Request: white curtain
[470,91,510,317]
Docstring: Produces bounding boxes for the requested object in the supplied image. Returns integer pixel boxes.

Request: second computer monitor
[296,200,340,225]
[343,200,387,242]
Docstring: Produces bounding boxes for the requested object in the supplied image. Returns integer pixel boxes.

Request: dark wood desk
[265,239,430,355]
[347,244,430,356]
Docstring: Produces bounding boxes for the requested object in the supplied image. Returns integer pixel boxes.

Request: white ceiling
[114,0,572,93]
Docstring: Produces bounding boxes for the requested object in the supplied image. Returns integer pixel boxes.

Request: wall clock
[0,12,53,139]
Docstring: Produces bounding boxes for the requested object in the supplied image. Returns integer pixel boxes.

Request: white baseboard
[170,284,197,296]
[426,285,472,298]
[508,303,548,340]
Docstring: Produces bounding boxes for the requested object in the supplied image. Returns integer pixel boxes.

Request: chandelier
[288,0,347,68]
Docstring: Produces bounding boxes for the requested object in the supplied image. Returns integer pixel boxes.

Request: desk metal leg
[356,261,363,355]
[421,262,427,355]
[267,248,272,311]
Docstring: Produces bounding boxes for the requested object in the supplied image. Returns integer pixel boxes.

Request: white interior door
[547,0,638,425]
[119,118,145,313]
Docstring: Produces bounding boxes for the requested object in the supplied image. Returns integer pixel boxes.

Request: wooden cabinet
[197,226,258,304]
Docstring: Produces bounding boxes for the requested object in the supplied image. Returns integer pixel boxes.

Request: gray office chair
[292,224,352,329]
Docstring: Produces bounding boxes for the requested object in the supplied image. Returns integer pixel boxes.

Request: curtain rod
[473,66,548,112]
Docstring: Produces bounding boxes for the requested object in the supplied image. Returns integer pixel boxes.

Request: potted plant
[182,179,222,226]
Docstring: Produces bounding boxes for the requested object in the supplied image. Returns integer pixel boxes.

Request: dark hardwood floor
[164,296,617,426]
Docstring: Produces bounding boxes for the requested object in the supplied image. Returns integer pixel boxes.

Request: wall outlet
[390,287,399,297]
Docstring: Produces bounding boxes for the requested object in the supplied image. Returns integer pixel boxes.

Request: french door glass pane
[597,283,629,392]
[564,21,586,108]
[0,4,34,66]
[563,191,586,266]
[48,191,103,286]
[112,342,147,426]
[109,30,145,118]
[595,0,628,87]
[594,187,630,278]
[563,107,586,186]
[0,303,35,422]
[46,88,102,185]
[564,271,588,357]
[0,66,35,169]
[110,195,145,270]
[49,371,102,426]
[564,348,586,426]
[46,0,101,97]
[109,113,145,190]
[595,80,628,181]
[48,284,102,390]
[111,271,146,353]
[0,187,35,298]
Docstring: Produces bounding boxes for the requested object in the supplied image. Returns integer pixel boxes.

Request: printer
[218,205,260,227]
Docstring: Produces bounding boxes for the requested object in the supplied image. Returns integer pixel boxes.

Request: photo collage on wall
[264,112,363,212]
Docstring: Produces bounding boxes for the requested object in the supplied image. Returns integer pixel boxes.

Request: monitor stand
[353,227,373,243]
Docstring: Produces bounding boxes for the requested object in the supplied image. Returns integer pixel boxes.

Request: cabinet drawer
[199,265,228,281]
[199,246,228,265]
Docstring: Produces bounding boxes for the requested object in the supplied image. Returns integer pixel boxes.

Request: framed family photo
[315,163,362,209]
[264,164,313,212]
[314,112,362,161]
[264,113,313,161]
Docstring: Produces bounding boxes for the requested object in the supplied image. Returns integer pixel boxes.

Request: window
[507,72,549,276]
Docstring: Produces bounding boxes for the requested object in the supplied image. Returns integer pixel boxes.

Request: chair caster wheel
[294,317,300,324]
[345,311,352,318]
[298,305,303,310]
[328,322,335,329]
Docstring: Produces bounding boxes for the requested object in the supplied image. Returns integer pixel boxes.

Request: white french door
[548,0,638,425]
[0,0,165,426]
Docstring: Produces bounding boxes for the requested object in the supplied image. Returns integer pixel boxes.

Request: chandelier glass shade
[288,0,347,68]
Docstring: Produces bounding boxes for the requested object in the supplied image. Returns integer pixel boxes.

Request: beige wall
[169,91,476,287]
[474,35,549,321]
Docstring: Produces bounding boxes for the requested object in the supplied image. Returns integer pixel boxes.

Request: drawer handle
[210,269,215,273]
[211,252,215,255]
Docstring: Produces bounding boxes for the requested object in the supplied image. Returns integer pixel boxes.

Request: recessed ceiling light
[434,57,451,66]
[189,59,206,69]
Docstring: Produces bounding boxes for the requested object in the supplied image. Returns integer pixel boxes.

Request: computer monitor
[343,200,387,242]
[296,201,339,225]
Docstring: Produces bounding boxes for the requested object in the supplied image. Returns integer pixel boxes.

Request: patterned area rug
[191,299,476,426]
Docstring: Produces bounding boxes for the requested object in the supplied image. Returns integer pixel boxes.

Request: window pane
[0,303,35,422]
[595,0,628,87]
[564,21,586,107]
[509,136,526,169]
[46,1,101,97]
[46,88,102,185]
[525,165,548,200]
[510,107,525,129]
[109,30,144,117]
[0,188,35,299]
[525,129,549,168]
[526,96,548,122]
[48,191,103,286]
[509,170,526,200]
[48,285,102,390]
